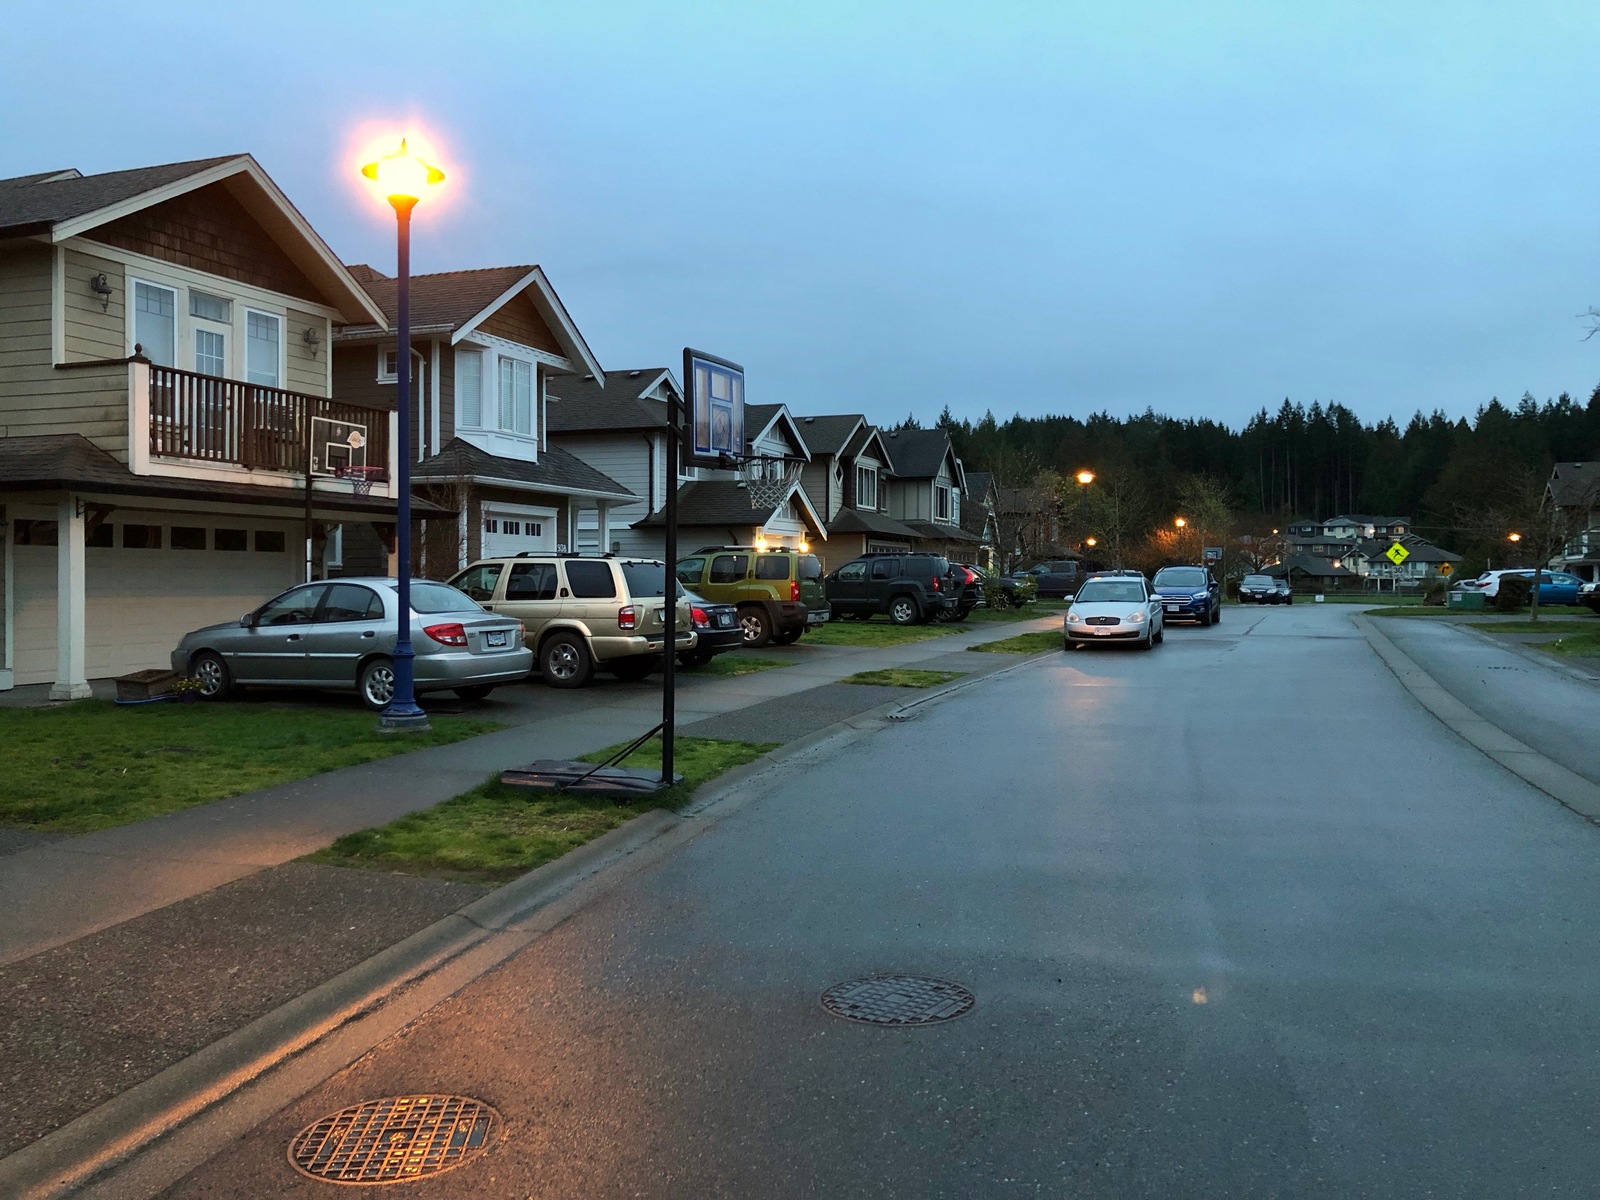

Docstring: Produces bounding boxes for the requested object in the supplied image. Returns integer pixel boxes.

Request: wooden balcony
[145,363,391,479]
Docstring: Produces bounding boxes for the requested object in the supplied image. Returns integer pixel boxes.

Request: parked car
[1022,560,1084,599]
[1064,574,1164,650]
[825,552,954,625]
[941,563,984,622]
[1521,570,1587,606]
[675,546,829,647]
[449,555,694,689]
[1238,573,1290,604]
[679,588,744,668]
[1151,565,1222,624]
[174,577,533,710]
[1581,581,1600,614]
[1456,569,1530,599]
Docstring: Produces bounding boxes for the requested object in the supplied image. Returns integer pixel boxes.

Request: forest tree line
[908,386,1600,576]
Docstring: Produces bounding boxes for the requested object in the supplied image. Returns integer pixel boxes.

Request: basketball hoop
[738,455,803,510]
[334,465,386,498]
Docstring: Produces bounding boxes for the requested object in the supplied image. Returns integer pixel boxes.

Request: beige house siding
[0,243,130,458]
[285,308,331,397]
[62,247,125,361]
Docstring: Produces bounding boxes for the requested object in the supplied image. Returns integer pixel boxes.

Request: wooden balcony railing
[147,364,390,477]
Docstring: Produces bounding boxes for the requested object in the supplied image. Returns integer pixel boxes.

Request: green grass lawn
[967,630,1062,655]
[1547,632,1600,657]
[686,654,794,677]
[803,620,960,647]
[306,736,776,883]
[1364,607,1458,618]
[839,668,965,688]
[0,701,499,833]
[1316,593,1426,605]
[1469,618,1599,635]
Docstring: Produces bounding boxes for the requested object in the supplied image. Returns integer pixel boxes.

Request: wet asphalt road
[168,604,1600,1198]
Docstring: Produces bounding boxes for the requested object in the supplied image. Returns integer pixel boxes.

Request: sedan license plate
[716,613,734,628]
[1094,627,1113,636]
[485,630,508,648]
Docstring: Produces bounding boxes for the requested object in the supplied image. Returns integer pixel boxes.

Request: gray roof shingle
[545,369,672,433]
[337,265,535,335]
[792,414,865,456]
[827,508,919,539]
[879,428,953,478]
[1549,462,1600,508]
[0,156,244,233]
[413,438,633,499]
[632,480,815,528]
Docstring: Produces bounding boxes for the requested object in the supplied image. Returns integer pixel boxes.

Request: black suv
[825,553,955,625]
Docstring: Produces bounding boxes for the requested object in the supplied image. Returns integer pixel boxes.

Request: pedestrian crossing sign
[1386,542,1409,566]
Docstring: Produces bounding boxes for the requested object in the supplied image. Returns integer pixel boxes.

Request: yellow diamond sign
[1438,562,1453,576]
[1386,542,1410,566]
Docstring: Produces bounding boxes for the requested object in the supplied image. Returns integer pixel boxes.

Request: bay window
[498,356,534,436]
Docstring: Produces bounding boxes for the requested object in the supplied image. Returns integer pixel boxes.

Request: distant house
[1547,462,1600,582]
[790,413,919,567]
[1339,534,1462,585]
[960,470,1000,568]
[1320,514,1410,540]
[879,428,983,561]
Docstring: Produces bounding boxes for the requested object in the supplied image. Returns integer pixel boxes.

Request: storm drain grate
[288,1095,499,1185]
[821,975,975,1026]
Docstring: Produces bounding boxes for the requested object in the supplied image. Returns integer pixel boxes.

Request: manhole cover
[288,1095,499,1185]
[820,975,975,1025]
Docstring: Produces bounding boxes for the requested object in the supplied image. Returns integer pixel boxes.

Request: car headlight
[1127,610,1145,623]
[1066,610,1081,622]
[1192,592,1209,601]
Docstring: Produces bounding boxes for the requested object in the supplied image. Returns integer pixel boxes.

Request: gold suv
[448,556,695,688]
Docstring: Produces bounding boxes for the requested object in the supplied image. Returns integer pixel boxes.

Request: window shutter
[458,350,482,427]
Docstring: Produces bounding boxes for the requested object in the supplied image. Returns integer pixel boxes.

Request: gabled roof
[338,264,603,380]
[0,155,385,326]
[545,368,677,433]
[413,437,633,501]
[632,479,825,534]
[792,414,865,457]
[843,424,895,469]
[1549,462,1600,508]
[900,519,983,543]
[1267,554,1356,578]
[744,403,811,462]
[827,508,919,539]
[964,470,994,499]
[880,428,957,479]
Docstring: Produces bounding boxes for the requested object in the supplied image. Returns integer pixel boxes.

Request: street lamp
[1508,532,1522,543]
[1174,517,1187,529]
[1085,536,1098,548]
[1075,470,1095,486]
[361,138,445,733]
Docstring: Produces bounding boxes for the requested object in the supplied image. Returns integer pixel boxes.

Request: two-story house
[791,414,918,567]
[548,377,826,557]
[879,427,982,561]
[0,154,414,696]
[1548,462,1600,581]
[330,264,634,576]
[960,470,1000,569]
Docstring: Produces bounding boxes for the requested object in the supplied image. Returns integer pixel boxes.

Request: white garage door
[9,513,301,686]
[483,506,556,557]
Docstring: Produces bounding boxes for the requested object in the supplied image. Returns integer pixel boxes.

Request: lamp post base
[377,704,431,734]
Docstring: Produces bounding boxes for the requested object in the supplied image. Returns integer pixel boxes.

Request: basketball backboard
[683,348,745,467]
[310,416,371,476]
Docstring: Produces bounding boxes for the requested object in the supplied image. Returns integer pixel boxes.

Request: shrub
[981,570,1036,609]
[1495,574,1530,612]
[1423,581,1449,607]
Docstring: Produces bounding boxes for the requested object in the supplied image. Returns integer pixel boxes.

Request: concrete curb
[3,644,1048,1199]
[1354,615,1600,823]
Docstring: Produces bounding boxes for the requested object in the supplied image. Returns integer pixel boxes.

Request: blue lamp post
[361,139,444,732]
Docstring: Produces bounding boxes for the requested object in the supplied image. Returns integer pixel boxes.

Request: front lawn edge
[7,647,1053,1200]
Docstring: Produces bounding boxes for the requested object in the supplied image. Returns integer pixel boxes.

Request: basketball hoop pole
[662,355,685,788]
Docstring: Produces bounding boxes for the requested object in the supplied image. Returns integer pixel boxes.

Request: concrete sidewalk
[0,614,1059,968]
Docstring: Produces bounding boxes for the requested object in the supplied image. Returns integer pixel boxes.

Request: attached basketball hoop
[334,465,386,498]
[738,455,803,509]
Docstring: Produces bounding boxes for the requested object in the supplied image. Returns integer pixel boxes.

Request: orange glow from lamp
[1174,517,1187,529]
[798,539,810,554]
[1076,470,1095,486]
[1085,537,1098,547]
[1508,532,1522,543]
[360,138,445,209]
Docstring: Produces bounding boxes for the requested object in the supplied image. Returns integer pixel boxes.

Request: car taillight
[516,621,526,640]
[790,580,800,602]
[691,606,708,627]
[932,576,941,591]
[423,622,468,647]
[618,605,638,630]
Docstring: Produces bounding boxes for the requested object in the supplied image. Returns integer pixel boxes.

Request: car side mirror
[239,614,256,628]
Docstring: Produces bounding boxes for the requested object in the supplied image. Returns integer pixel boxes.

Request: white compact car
[1063,574,1165,650]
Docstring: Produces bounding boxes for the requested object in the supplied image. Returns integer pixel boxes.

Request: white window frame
[951,489,961,525]
[936,484,952,522]
[377,347,399,382]
[130,278,178,368]
[856,464,878,509]
[496,354,535,439]
[243,307,284,389]
[456,347,485,429]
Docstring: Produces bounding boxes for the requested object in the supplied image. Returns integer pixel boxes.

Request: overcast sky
[7,1,1599,430]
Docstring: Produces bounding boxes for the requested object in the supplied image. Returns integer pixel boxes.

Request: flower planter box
[115,668,180,702]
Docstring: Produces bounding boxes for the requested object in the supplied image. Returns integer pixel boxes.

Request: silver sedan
[171,577,533,709]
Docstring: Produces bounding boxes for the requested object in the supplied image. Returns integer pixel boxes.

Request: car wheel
[1213,604,1221,624]
[540,632,594,688]
[453,684,495,701]
[771,627,803,645]
[993,591,1013,611]
[190,650,232,700]
[888,595,920,625]
[1154,625,1164,645]
[947,609,970,622]
[358,657,395,711]
[738,605,773,647]
[609,656,657,682]
[678,647,716,669]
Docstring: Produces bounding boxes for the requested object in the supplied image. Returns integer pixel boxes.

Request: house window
[936,485,952,521]
[86,522,114,548]
[856,465,878,509]
[498,357,533,435]
[133,281,177,367]
[195,328,226,377]
[189,291,232,323]
[245,311,281,388]
[378,348,399,381]
[122,524,163,549]
[951,489,961,525]
[214,528,248,551]
[324,524,344,569]
[457,349,483,426]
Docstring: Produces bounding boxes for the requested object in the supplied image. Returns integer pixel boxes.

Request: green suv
[676,546,829,647]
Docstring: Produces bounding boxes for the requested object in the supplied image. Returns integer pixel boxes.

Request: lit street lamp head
[1076,470,1095,486]
[1508,532,1522,543]
[361,138,445,209]
[1086,537,1098,547]
[1174,517,1187,529]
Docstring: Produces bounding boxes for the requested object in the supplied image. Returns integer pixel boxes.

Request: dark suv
[825,553,954,625]
[675,547,829,647]
[1151,564,1223,624]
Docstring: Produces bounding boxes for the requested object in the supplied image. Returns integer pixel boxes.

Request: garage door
[483,507,556,557]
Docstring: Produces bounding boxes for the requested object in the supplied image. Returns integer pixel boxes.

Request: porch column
[597,502,611,555]
[50,494,91,700]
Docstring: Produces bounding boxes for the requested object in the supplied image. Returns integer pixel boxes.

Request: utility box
[1447,590,1486,611]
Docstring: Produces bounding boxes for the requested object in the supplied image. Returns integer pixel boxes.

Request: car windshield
[1154,567,1207,588]
[1242,575,1273,587]
[389,581,480,614]
[1075,581,1146,603]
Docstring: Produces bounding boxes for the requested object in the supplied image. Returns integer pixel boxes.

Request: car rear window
[755,555,790,581]
[399,581,479,613]
[565,560,618,598]
[798,555,822,581]
[1242,575,1273,587]
[1154,567,1207,588]
[622,562,668,598]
